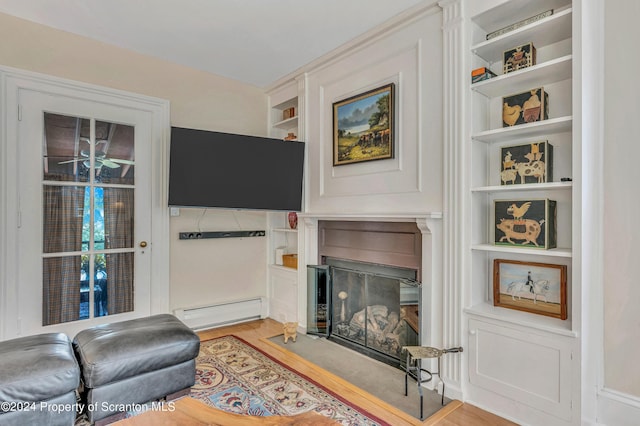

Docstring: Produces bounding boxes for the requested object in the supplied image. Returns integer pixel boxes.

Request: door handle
[139,241,148,248]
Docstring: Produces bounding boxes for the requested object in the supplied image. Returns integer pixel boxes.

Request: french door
[11,87,154,337]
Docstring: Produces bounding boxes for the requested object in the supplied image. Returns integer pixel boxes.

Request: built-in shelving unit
[463,1,578,423]
[267,82,302,323]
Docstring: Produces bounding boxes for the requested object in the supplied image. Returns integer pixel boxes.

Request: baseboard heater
[174,297,267,330]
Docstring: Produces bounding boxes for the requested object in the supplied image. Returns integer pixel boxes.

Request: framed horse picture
[493,259,567,319]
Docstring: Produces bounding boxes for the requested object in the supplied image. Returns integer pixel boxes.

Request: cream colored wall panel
[169,209,267,311]
[469,318,573,421]
[306,10,443,214]
[603,0,640,401]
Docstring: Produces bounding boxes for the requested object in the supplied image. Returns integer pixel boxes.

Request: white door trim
[0,65,170,340]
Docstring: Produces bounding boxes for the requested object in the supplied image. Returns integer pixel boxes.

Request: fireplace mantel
[298,212,443,223]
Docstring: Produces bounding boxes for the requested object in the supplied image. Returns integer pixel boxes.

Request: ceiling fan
[58,139,135,169]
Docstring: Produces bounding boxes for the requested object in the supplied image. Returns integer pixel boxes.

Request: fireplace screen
[308,259,420,364]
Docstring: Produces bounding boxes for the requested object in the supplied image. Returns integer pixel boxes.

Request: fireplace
[306,220,424,368]
[308,258,421,366]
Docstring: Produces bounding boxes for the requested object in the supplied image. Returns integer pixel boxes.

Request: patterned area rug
[191,335,389,426]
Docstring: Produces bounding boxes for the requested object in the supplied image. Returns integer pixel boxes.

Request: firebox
[307,258,421,368]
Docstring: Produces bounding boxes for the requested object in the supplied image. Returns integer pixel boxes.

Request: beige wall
[0,12,270,312]
[603,0,640,398]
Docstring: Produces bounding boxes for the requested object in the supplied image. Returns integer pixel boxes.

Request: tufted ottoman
[72,314,200,424]
[0,333,80,426]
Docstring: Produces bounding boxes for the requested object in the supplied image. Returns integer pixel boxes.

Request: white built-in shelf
[472,243,572,258]
[472,181,572,193]
[272,116,298,130]
[472,55,572,98]
[269,264,298,273]
[464,302,575,337]
[472,7,572,63]
[473,115,572,143]
[272,228,298,233]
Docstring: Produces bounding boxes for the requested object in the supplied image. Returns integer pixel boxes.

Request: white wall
[305,6,443,215]
[0,12,269,313]
[603,0,640,402]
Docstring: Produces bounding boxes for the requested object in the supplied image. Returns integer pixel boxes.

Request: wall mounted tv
[169,127,305,211]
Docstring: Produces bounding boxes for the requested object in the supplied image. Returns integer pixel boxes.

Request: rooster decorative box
[502,87,549,127]
[500,141,553,185]
[494,199,557,249]
[503,42,536,74]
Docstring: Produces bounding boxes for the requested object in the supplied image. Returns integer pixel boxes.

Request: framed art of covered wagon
[494,198,557,249]
[333,83,394,166]
[493,259,567,319]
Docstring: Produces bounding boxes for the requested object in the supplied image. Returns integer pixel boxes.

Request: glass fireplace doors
[308,260,421,365]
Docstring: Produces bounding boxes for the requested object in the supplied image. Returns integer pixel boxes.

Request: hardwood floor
[117,319,516,426]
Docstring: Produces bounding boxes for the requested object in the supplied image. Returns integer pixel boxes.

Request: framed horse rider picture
[493,259,567,319]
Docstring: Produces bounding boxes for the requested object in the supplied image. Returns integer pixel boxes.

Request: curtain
[103,187,135,314]
[42,185,84,326]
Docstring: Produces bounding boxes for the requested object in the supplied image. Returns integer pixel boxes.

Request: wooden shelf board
[472,7,572,63]
[472,181,572,193]
[272,228,298,233]
[272,116,298,130]
[472,243,572,257]
[472,55,572,98]
[464,302,576,337]
[472,116,572,143]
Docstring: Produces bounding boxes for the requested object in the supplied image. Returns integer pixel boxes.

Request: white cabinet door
[269,267,298,323]
[468,318,573,421]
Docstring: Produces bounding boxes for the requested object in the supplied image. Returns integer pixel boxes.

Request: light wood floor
[118,319,516,426]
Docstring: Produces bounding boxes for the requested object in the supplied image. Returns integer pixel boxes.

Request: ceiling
[0,0,426,88]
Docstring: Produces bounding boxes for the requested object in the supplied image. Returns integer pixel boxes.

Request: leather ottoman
[0,333,80,426]
[72,314,200,424]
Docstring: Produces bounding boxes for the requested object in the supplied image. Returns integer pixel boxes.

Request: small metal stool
[402,346,463,419]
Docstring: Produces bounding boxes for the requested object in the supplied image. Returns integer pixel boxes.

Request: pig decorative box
[503,42,536,74]
[500,141,553,185]
[494,199,557,249]
[502,87,549,127]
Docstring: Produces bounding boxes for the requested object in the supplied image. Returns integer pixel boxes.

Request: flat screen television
[168,127,305,211]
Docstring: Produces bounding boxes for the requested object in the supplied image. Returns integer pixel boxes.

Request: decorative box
[494,199,557,249]
[500,141,553,185]
[282,254,298,269]
[471,66,497,84]
[503,43,536,74]
[502,87,549,127]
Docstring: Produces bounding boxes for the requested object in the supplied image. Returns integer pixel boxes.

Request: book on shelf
[471,66,497,83]
[486,9,553,40]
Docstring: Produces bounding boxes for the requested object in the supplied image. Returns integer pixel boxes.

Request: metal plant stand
[403,346,463,420]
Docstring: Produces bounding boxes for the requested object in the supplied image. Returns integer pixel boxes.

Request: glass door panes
[42,113,136,325]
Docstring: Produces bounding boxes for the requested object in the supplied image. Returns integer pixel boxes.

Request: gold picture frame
[493,259,567,319]
[333,83,394,166]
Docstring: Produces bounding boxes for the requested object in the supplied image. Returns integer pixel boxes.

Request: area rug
[191,335,390,426]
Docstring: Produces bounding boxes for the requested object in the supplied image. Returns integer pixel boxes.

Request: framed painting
[493,259,567,319]
[333,83,394,166]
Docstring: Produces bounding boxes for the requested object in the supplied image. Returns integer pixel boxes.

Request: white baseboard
[597,388,640,426]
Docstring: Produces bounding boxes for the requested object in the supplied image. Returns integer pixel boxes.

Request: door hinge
[17,210,22,228]
[17,104,22,121]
